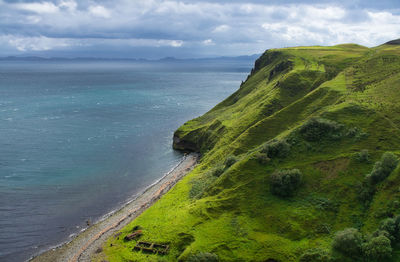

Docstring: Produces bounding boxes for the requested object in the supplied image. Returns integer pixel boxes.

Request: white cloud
[115,38,184,47]
[14,2,59,14]
[212,25,230,33]
[59,0,77,12]
[0,35,185,52]
[260,5,400,47]
[203,39,214,45]
[103,38,184,47]
[2,35,74,51]
[158,40,183,47]
[303,6,346,20]
[26,15,42,24]
[88,5,111,18]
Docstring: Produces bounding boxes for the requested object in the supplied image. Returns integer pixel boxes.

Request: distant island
[35,39,400,262]
[0,54,260,63]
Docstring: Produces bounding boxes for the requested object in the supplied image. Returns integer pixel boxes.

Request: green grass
[100,42,400,261]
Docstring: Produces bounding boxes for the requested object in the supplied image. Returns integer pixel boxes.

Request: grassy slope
[101,43,400,261]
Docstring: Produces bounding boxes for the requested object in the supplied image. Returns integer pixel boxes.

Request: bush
[299,117,342,142]
[270,169,302,197]
[224,155,237,168]
[332,228,363,258]
[211,165,225,177]
[378,217,400,243]
[346,127,360,137]
[381,152,399,170]
[358,183,376,206]
[300,248,331,262]
[353,149,370,163]
[261,139,291,158]
[189,173,216,199]
[379,218,397,241]
[366,152,399,185]
[253,152,270,165]
[189,179,207,199]
[372,230,391,239]
[393,215,400,240]
[186,252,218,262]
[331,216,400,261]
[362,235,392,261]
[346,127,368,141]
[375,214,400,243]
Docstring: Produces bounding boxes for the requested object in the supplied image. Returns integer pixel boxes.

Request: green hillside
[101,40,400,261]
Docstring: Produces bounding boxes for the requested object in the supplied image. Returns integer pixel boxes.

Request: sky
[0,0,400,58]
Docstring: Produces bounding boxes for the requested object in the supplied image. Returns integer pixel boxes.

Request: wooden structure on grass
[124,230,142,241]
[133,241,169,255]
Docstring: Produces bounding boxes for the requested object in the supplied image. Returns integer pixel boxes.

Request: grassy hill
[100,40,400,261]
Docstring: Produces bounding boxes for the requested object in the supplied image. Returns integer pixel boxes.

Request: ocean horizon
[0,59,252,262]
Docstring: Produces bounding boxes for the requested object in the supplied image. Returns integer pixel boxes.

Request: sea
[0,58,253,262]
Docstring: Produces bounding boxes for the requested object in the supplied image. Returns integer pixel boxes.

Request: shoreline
[30,153,199,262]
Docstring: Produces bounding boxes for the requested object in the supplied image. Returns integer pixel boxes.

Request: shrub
[189,174,216,199]
[331,216,400,261]
[381,152,399,169]
[212,165,225,177]
[332,228,363,258]
[353,149,370,163]
[300,248,331,262]
[186,252,219,262]
[312,197,339,212]
[372,230,391,239]
[189,179,207,199]
[366,152,399,185]
[346,127,360,137]
[379,218,397,241]
[270,169,302,197]
[362,235,392,261]
[378,217,400,243]
[358,181,378,208]
[375,214,400,243]
[224,155,237,168]
[253,152,270,165]
[393,215,400,240]
[299,117,342,142]
[261,139,291,158]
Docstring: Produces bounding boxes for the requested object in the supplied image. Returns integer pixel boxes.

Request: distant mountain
[0,54,260,62]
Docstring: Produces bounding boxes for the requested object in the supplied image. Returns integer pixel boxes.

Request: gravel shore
[30,153,199,262]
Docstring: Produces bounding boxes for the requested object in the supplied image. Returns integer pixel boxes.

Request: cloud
[166,40,184,47]
[0,0,399,58]
[0,34,185,54]
[13,1,59,14]
[261,7,400,46]
[88,5,111,18]
[212,25,230,33]
[1,35,76,51]
[59,0,77,11]
[203,39,214,45]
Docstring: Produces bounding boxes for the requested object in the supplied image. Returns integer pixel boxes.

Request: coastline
[30,153,199,262]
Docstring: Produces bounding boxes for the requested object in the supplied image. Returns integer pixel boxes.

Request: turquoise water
[0,60,251,261]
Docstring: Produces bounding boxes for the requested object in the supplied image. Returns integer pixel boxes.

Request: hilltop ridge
[101,40,400,261]
[385,39,400,45]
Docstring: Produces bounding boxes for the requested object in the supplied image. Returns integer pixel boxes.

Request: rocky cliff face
[172,133,199,152]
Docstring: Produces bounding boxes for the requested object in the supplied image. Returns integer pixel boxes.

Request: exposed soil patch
[314,158,350,180]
